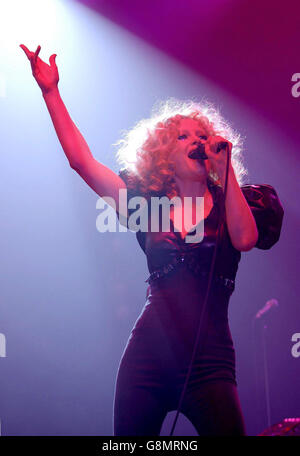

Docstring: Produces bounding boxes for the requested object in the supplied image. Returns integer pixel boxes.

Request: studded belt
[145,253,235,292]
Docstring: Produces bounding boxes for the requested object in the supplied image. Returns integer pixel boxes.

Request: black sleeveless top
[117,169,284,283]
[115,169,284,386]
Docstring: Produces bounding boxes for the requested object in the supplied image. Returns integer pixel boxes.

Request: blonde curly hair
[113,97,247,199]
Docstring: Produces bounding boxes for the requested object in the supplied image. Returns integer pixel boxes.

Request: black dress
[113,170,284,436]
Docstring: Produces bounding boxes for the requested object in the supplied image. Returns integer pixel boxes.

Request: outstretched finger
[20,44,33,60]
[34,45,41,64]
[49,53,57,68]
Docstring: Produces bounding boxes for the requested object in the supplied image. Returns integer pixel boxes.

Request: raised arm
[20,44,127,216]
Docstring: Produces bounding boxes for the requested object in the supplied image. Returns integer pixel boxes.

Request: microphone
[188,141,228,160]
[255,299,279,319]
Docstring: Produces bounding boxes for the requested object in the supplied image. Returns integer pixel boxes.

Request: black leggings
[113,279,246,436]
[113,375,246,436]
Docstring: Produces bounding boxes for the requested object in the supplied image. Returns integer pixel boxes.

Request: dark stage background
[0,0,299,436]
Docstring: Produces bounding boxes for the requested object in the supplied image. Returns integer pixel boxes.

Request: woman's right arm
[42,87,127,208]
[20,44,127,216]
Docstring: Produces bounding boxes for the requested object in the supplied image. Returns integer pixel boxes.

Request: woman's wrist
[218,163,235,190]
[42,86,59,100]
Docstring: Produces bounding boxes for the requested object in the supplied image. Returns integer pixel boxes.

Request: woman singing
[21,44,284,436]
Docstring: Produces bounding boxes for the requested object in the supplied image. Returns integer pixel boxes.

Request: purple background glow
[0,0,299,435]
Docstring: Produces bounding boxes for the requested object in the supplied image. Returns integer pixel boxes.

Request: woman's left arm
[220,164,258,251]
[206,137,258,252]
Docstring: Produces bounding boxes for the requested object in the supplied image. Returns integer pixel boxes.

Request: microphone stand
[262,323,272,429]
[252,308,275,431]
[169,143,230,435]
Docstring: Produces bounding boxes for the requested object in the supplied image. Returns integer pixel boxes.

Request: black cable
[169,147,230,436]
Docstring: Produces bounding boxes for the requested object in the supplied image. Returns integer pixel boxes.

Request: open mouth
[188,144,206,159]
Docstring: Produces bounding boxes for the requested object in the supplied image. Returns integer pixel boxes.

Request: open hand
[20,44,59,94]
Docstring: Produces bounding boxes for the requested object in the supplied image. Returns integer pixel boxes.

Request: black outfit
[113,170,284,435]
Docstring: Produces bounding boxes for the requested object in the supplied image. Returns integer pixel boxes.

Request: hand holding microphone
[188,135,233,185]
[188,137,230,160]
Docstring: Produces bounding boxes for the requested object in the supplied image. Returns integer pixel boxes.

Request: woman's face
[170,117,211,181]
